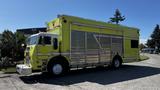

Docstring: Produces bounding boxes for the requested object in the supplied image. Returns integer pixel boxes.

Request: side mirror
[53,38,58,49]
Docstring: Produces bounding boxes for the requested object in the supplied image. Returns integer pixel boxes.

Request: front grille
[26,56,30,64]
[25,52,30,65]
[26,47,30,51]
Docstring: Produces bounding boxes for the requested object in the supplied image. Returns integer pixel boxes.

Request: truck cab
[16,32,59,75]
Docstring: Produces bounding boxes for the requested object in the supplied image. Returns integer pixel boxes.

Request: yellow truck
[16,15,139,75]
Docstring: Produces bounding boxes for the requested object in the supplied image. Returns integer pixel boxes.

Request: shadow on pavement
[0,75,11,78]
[20,65,160,85]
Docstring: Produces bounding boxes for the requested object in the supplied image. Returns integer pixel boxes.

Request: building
[17,27,46,37]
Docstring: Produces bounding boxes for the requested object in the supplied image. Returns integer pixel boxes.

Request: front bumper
[16,64,32,75]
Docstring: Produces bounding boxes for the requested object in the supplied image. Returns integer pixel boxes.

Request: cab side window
[44,36,51,44]
[38,36,51,45]
[53,38,58,49]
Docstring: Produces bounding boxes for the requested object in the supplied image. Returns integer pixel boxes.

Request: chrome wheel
[52,64,63,75]
[114,59,120,68]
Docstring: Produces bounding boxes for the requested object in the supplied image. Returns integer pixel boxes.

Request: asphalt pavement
[0,53,160,90]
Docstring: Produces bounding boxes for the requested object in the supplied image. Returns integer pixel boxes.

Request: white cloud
[140,38,147,44]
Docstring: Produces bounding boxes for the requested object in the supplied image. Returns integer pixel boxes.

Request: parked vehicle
[16,15,140,75]
[141,48,155,54]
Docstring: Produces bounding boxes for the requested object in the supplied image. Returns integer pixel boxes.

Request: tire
[111,56,122,69]
[47,61,68,76]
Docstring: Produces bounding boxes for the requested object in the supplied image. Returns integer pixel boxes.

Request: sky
[0,0,160,44]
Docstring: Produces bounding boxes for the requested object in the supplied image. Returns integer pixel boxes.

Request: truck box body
[47,15,139,68]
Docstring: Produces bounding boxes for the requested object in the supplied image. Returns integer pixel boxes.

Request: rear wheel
[112,56,122,69]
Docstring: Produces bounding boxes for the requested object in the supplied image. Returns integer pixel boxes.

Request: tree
[1,30,26,60]
[0,40,2,58]
[146,39,155,48]
[151,24,160,48]
[151,24,160,39]
[15,32,26,60]
[146,24,160,50]
[0,30,26,68]
[109,9,125,24]
[1,30,16,58]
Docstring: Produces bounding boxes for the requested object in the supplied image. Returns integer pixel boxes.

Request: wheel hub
[114,59,120,68]
[52,64,63,75]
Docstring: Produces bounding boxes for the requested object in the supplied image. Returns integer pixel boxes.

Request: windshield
[26,35,38,45]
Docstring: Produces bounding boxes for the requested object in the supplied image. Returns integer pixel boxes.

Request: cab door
[37,35,53,56]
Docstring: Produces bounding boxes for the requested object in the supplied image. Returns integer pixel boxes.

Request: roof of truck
[58,14,139,31]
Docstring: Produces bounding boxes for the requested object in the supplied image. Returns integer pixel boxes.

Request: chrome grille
[25,52,30,65]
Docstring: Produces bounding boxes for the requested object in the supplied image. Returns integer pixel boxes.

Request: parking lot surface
[0,54,160,90]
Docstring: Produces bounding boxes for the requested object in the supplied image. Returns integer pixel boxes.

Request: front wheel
[52,63,63,75]
[47,61,68,76]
